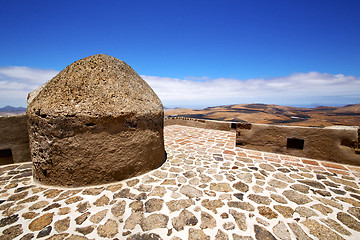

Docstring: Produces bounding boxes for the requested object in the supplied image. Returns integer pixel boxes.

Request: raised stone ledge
[165,116,237,131]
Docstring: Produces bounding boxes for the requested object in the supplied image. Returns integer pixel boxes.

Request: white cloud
[142,72,360,108]
[1,66,359,109]
[0,66,58,107]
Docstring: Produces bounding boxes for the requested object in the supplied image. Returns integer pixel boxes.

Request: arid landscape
[165,103,360,127]
[2,103,360,127]
[0,106,26,116]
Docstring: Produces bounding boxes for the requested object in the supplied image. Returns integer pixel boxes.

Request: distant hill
[165,103,360,127]
[0,106,26,116]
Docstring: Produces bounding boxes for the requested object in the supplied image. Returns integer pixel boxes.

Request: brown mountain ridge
[165,103,360,127]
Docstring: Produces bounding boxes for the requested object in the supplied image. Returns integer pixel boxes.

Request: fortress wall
[236,123,360,166]
[0,114,31,164]
[165,117,236,131]
[165,117,360,166]
[1,115,359,166]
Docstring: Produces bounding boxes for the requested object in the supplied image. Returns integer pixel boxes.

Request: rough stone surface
[233,181,249,192]
[166,199,194,212]
[337,212,360,231]
[172,209,198,231]
[200,211,216,229]
[0,214,19,227]
[210,183,232,192]
[229,209,247,231]
[254,224,276,240]
[201,199,224,213]
[189,228,210,240]
[141,213,169,231]
[127,233,162,240]
[302,219,345,239]
[145,198,164,212]
[28,212,54,231]
[215,229,229,240]
[288,223,312,240]
[124,212,143,230]
[295,207,318,218]
[37,225,52,238]
[283,190,312,205]
[0,115,31,164]
[273,221,291,240]
[2,224,23,239]
[320,218,351,236]
[27,54,165,186]
[54,217,70,232]
[97,219,118,238]
[228,201,255,211]
[248,194,271,205]
[75,226,94,235]
[111,200,126,217]
[258,206,278,219]
[273,205,294,218]
[180,185,203,198]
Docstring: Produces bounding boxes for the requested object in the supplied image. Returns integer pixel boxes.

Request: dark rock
[0,214,19,227]
[14,186,33,193]
[43,203,61,211]
[330,188,346,195]
[127,233,162,240]
[234,193,244,200]
[37,226,52,238]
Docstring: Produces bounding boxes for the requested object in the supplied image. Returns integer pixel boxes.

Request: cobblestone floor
[1,125,360,239]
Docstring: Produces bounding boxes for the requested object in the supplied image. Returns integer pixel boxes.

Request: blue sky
[1,0,360,108]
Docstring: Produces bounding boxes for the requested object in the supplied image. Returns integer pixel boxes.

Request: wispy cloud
[0,66,58,107]
[1,66,359,108]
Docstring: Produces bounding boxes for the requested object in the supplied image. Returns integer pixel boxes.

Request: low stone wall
[2,115,360,167]
[0,114,31,164]
[165,117,236,131]
[236,123,360,166]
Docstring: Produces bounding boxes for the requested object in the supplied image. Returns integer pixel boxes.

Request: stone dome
[27,54,165,187]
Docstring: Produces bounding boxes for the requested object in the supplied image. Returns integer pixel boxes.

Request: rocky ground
[1,125,360,239]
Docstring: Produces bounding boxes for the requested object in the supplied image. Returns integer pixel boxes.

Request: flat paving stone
[1,125,360,239]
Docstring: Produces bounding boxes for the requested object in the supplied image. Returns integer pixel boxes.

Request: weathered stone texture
[27,54,165,186]
[0,115,31,164]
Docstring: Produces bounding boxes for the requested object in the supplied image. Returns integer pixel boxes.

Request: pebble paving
[1,124,360,239]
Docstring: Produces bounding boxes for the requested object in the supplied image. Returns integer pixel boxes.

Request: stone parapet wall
[236,122,360,166]
[165,117,360,166]
[2,115,360,167]
[165,116,236,131]
[0,114,31,164]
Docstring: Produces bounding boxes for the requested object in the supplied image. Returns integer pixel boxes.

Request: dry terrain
[165,103,360,127]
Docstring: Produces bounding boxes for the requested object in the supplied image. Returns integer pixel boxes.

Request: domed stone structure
[27,54,165,187]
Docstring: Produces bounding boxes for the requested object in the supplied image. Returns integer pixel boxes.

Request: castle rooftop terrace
[1,125,360,239]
